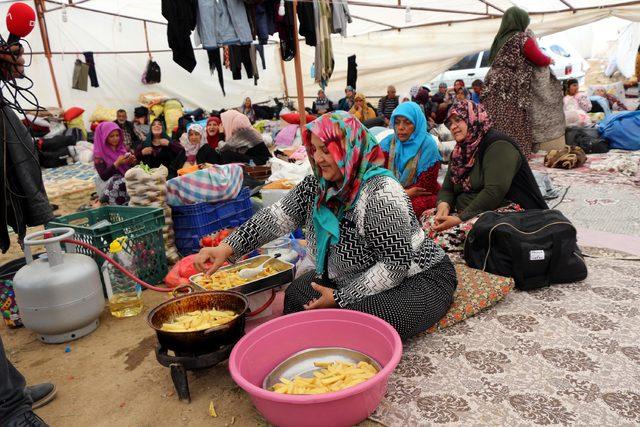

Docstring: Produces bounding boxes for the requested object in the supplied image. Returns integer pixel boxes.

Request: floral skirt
[421,204,523,252]
[100,175,129,206]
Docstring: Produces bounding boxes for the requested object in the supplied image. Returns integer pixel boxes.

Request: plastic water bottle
[102,237,143,318]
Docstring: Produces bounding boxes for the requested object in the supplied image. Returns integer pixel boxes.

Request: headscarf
[380,102,441,187]
[179,123,206,163]
[414,87,431,105]
[93,122,129,175]
[304,111,396,274]
[143,119,171,148]
[447,100,493,191]
[206,116,222,149]
[221,110,252,139]
[354,92,367,103]
[488,6,530,64]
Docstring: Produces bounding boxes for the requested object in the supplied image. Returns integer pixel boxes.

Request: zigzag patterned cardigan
[224,175,445,307]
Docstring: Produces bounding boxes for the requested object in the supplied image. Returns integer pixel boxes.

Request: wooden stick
[278,42,290,99]
[34,0,62,109]
[291,0,306,126]
[143,20,152,59]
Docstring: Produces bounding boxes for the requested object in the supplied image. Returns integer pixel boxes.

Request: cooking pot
[148,290,248,354]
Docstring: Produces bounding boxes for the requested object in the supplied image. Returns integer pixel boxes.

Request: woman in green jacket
[422,100,547,251]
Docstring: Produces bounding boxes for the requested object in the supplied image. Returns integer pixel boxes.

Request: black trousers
[229,45,253,80]
[0,335,30,422]
[206,48,225,96]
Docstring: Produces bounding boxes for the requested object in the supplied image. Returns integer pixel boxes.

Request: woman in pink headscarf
[218,110,271,165]
[93,121,136,205]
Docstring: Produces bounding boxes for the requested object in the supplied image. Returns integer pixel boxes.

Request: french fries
[271,361,378,395]
[194,266,278,291]
[160,309,238,332]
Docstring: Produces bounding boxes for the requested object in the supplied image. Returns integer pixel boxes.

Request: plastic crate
[171,187,253,256]
[46,206,168,287]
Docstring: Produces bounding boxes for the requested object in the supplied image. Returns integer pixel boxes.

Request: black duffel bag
[565,126,609,154]
[464,209,587,290]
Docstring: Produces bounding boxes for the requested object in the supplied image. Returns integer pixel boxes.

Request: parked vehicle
[429,42,586,89]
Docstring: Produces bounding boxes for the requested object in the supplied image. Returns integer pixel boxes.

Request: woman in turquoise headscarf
[380,102,441,218]
[194,111,456,340]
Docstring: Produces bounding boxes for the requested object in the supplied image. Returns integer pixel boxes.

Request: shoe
[4,410,48,427]
[25,383,57,409]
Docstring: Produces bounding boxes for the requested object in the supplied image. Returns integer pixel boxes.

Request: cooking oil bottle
[102,237,143,318]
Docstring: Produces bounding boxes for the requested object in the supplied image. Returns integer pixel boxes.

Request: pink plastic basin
[228,309,402,427]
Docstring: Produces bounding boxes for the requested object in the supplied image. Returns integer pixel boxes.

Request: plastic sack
[167,164,243,206]
[599,111,640,151]
[267,157,312,184]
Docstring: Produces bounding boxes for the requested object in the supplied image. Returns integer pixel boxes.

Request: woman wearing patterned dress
[380,102,441,218]
[421,101,547,251]
[482,6,554,159]
[195,111,457,340]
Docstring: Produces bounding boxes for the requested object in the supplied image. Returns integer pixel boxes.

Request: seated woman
[563,79,592,127]
[349,93,377,123]
[594,87,628,111]
[205,116,222,149]
[194,111,457,340]
[135,119,185,178]
[175,123,220,168]
[239,97,257,124]
[218,110,271,165]
[422,100,547,251]
[380,102,441,218]
[93,122,136,205]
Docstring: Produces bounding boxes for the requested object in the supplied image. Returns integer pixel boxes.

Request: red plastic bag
[164,255,202,288]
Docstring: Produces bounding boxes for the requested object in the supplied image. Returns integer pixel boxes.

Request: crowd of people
[90,4,608,348]
[193,7,561,342]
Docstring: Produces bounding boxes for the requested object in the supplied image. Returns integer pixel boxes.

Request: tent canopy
[2,0,639,116]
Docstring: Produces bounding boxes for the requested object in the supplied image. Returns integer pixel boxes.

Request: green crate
[47,206,168,287]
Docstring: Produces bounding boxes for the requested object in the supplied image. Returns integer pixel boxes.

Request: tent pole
[34,0,62,109]
[291,0,306,126]
[278,42,290,99]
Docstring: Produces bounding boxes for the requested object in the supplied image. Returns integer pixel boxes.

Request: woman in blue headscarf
[380,102,442,218]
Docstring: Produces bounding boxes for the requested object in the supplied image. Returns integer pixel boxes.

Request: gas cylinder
[13,228,104,343]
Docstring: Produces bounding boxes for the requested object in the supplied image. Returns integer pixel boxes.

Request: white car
[429,43,586,89]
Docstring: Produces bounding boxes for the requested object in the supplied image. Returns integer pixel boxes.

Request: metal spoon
[238,254,281,280]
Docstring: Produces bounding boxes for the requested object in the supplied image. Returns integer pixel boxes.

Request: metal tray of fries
[189,255,295,296]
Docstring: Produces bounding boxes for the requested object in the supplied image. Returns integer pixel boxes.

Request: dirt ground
[2,291,381,427]
[1,289,382,427]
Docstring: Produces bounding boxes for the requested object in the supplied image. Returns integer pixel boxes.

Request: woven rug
[41,162,96,182]
[370,254,640,426]
[530,150,640,188]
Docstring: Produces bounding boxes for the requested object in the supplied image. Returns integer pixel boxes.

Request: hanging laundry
[249,44,259,86]
[162,0,198,72]
[244,0,276,45]
[256,44,266,69]
[223,46,231,70]
[313,0,334,85]
[72,59,89,91]
[276,1,296,61]
[331,0,352,37]
[298,1,316,47]
[83,52,99,87]
[229,45,253,80]
[195,0,217,48]
[347,55,358,90]
[206,48,226,96]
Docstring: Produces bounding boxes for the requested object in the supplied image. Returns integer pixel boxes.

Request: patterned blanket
[371,251,640,426]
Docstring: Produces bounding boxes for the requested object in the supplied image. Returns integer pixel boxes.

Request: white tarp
[1,1,639,115]
[611,22,640,78]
